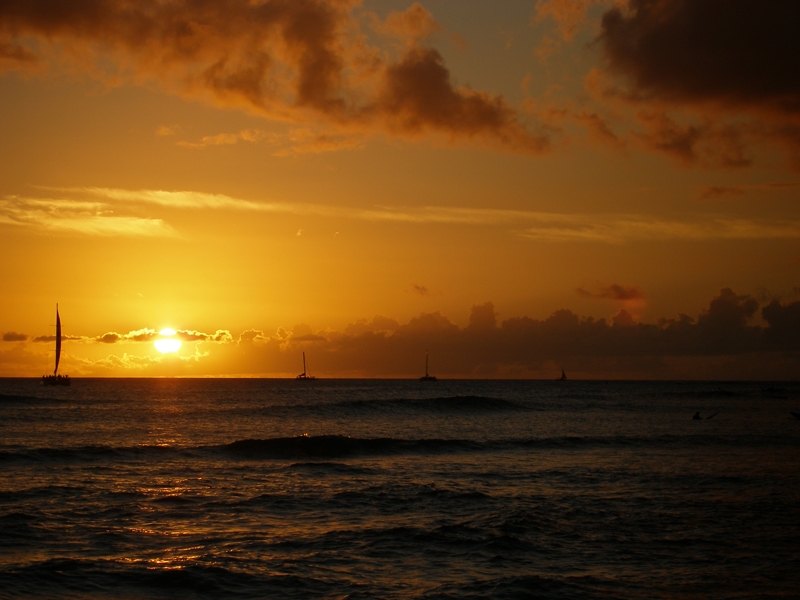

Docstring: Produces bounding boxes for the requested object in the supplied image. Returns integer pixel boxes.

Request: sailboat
[296,352,315,380]
[42,304,70,386]
[557,368,567,381]
[419,350,436,381]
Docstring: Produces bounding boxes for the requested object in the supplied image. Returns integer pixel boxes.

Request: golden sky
[1,0,799,379]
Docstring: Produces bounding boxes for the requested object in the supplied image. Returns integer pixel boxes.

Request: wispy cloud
[697,181,800,201]
[0,195,176,237]
[177,129,268,148]
[519,214,800,243]
[12,187,800,243]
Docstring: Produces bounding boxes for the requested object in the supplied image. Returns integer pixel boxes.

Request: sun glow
[154,328,182,354]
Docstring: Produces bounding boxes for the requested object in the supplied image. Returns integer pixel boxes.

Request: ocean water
[1,378,798,599]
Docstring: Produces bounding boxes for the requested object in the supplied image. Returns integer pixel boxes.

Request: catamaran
[42,304,70,386]
[419,350,436,381]
[296,352,315,380]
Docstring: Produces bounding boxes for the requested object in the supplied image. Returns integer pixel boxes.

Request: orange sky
[1,0,799,379]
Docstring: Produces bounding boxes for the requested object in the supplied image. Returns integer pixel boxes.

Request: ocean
[1,378,798,599]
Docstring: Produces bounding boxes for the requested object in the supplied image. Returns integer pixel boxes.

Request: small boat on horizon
[419,350,436,382]
[296,352,315,380]
[42,303,70,386]
[557,368,567,381]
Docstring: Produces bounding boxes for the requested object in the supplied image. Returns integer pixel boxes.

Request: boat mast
[54,303,61,376]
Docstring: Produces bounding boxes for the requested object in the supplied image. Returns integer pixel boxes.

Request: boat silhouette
[42,304,70,386]
[296,352,315,380]
[557,368,567,381]
[419,350,436,381]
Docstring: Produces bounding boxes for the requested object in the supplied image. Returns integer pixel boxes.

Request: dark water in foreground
[1,378,798,599]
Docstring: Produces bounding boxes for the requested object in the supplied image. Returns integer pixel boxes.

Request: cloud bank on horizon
[2,288,799,379]
[0,0,798,165]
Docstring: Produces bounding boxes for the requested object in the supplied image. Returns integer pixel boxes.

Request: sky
[1,0,799,379]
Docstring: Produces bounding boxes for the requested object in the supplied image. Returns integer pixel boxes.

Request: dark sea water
[1,378,799,599]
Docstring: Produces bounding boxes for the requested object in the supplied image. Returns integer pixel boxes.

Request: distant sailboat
[419,350,437,382]
[42,304,70,386]
[296,352,315,380]
[557,368,567,381]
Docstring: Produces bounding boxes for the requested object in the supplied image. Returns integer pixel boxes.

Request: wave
[0,393,62,404]
[0,444,197,465]
[0,557,331,599]
[3,432,795,466]
[263,395,526,417]
[219,434,483,459]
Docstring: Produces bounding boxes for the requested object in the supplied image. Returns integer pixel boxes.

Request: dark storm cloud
[0,0,548,153]
[598,0,800,114]
[590,0,800,167]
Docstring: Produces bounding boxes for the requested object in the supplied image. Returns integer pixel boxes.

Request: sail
[54,305,61,376]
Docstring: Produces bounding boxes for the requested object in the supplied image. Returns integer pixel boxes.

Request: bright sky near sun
[1,0,799,379]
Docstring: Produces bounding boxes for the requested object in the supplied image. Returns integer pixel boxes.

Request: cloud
[593,0,800,168]
[762,297,800,350]
[12,187,800,243]
[577,283,645,302]
[271,128,364,156]
[598,1,800,115]
[218,288,799,378]
[175,329,233,343]
[535,0,617,41]
[412,284,429,296]
[2,331,28,342]
[177,129,267,148]
[0,195,176,237]
[467,302,498,331]
[371,3,441,43]
[520,214,800,243]
[95,327,232,344]
[0,0,549,155]
[156,124,180,136]
[238,329,269,344]
[6,288,800,378]
[0,39,38,67]
[697,181,800,201]
[33,334,83,343]
[96,328,156,343]
[374,47,549,153]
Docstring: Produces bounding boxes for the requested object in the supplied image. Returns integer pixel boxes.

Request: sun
[154,328,182,354]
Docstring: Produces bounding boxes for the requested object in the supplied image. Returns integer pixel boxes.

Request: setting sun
[154,328,181,354]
